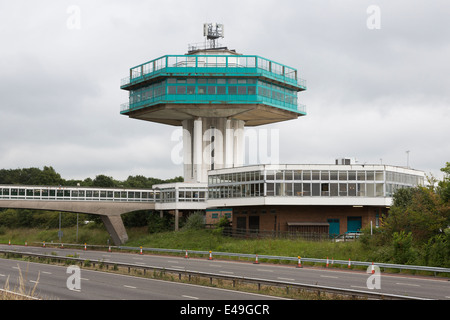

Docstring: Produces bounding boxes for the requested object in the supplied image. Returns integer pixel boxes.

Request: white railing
[0,184,209,204]
[0,185,158,203]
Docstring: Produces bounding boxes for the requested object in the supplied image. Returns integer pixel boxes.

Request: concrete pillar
[193,117,203,183]
[225,118,234,168]
[185,117,245,182]
[100,215,128,245]
[174,209,179,231]
[233,120,245,167]
[182,119,194,182]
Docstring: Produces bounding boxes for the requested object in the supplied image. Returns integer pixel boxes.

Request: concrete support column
[225,118,234,168]
[233,120,245,167]
[174,209,179,231]
[182,119,193,182]
[100,215,129,245]
[193,117,203,183]
[183,117,245,182]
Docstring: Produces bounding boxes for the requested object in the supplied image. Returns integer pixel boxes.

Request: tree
[183,211,205,230]
[0,166,63,185]
[438,162,450,204]
[380,163,450,245]
[92,174,117,188]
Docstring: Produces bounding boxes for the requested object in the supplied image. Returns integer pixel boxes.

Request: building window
[266,183,274,196]
[177,86,186,94]
[187,86,196,94]
[303,183,311,196]
[198,86,206,94]
[366,183,375,197]
[303,171,311,180]
[312,183,320,196]
[217,86,226,94]
[294,183,302,196]
[330,183,338,196]
[168,86,176,94]
[208,86,216,94]
[321,183,329,196]
[348,171,356,180]
[238,86,247,95]
[348,183,356,196]
[339,183,347,196]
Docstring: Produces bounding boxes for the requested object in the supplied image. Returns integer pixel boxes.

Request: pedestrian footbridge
[0,185,159,245]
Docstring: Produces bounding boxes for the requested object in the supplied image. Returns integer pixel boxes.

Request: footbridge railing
[0,185,159,203]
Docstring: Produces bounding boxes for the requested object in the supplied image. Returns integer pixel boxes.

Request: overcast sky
[0,0,449,182]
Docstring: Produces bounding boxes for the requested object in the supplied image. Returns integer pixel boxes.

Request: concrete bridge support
[100,215,128,245]
[0,200,155,245]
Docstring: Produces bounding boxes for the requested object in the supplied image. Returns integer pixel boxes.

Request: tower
[120,24,307,183]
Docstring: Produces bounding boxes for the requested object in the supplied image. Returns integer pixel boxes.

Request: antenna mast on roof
[203,23,224,49]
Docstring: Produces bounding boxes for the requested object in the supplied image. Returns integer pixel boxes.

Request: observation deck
[120,53,307,126]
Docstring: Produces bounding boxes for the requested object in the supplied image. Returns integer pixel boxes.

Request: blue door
[327,219,340,237]
[347,217,362,232]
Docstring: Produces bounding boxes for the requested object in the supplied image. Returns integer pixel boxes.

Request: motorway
[0,257,285,301]
[0,244,449,300]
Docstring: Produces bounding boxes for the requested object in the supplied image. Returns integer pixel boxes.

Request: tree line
[0,166,183,231]
[0,166,183,188]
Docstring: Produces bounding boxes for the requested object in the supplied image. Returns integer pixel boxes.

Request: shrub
[182,211,205,230]
[391,231,416,264]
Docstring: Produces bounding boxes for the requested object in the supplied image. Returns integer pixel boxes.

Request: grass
[0,224,112,247]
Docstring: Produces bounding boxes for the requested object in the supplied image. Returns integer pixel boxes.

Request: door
[327,219,340,237]
[249,216,260,232]
[347,216,362,232]
[236,217,246,231]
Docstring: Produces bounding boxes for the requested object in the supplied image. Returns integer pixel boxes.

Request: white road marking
[278,277,295,281]
[320,275,339,279]
[396,282,420,287]
[182,295,199,299]
[124,285,137,289]
[257,269,273,272]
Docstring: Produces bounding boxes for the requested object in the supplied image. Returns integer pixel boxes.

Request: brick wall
[231,205,384,234]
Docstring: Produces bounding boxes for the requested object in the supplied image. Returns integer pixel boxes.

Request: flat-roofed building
[206,162,425,236]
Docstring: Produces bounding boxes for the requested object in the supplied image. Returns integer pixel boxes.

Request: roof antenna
[203,23,224,49]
